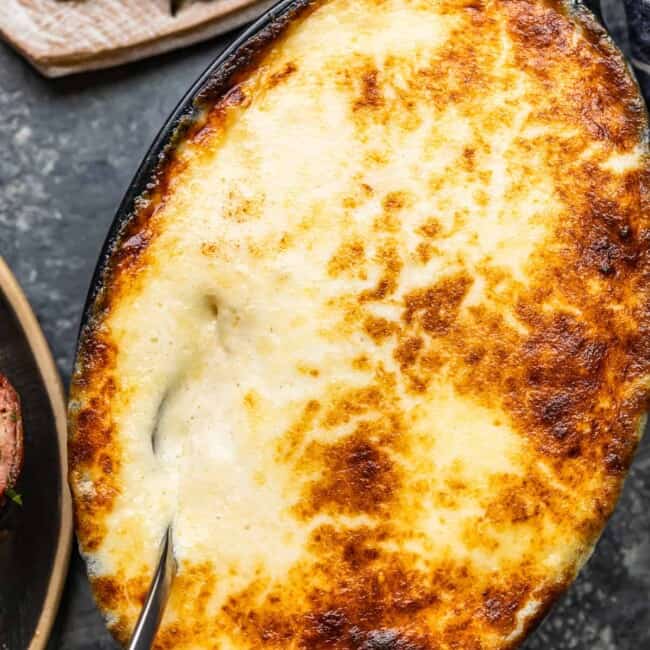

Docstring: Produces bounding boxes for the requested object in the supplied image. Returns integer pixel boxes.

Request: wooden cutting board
[0,258,72,650]
[0,0,275,77]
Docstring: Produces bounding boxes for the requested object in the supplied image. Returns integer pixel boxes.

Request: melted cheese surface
[69,1,650,648]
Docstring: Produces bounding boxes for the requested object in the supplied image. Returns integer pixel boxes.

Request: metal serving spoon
[127,526,176,650]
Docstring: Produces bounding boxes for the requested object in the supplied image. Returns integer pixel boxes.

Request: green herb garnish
[5,488,22,506]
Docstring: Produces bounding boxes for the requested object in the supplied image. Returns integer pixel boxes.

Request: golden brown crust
[69,0,649,647]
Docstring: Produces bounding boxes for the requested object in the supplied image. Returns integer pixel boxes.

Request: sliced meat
[0,373,22,498]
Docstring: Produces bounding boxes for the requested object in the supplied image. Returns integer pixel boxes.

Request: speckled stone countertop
[0,5,648,649]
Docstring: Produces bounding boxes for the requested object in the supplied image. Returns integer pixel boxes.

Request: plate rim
[0,257,73,650]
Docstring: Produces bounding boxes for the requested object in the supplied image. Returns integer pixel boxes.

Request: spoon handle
[127,526,176,650]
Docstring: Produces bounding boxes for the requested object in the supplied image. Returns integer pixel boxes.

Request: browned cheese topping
[68,1,650,648]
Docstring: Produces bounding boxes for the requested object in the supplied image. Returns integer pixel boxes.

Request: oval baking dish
[69,1,649,648]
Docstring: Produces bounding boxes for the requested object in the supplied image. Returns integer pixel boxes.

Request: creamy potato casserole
[69,0,650,647]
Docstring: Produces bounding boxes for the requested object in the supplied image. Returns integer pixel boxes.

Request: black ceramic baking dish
[71,0,647,647]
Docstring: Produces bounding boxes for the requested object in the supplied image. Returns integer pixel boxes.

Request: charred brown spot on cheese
[352,354,372,372]
[93,570,151,644]
[319,380,390,429]
[268,61,298,87]
[374,192,412,233]
[481,585,530,632]
[382,191,411,213]
[484,474,546,526]
[200,240,227,259]
[112,230,152,276]
[275,399,321,462]
[305,619,432,649]
[101,152,189,292]
[284,365,409,520]
[354,67,385,111]
[297,363,321,377]
[192,84,252,146]
[363,315,396,343]
[393,336,424,371]
[403,274,472,336]
[415,241,435,264]
[328,239,367,278]
[70,408,107,466]
[359,242,403,302]
[508,314,608,452]
[417,218,442,240]
[298,429,399,517]
[70,395,116,469]
[95,585,126,642]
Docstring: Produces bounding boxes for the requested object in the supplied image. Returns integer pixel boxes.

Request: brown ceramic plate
[0,258,72,650]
